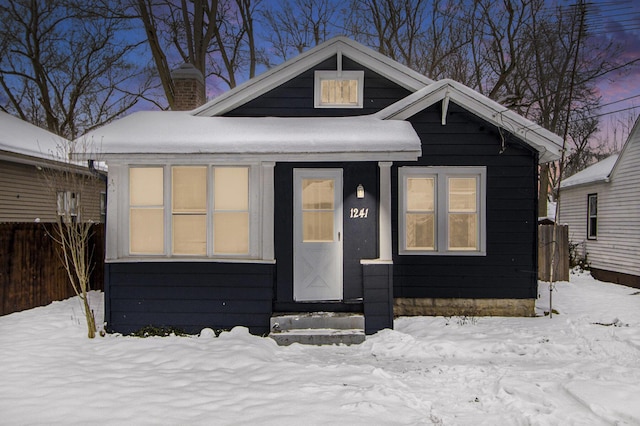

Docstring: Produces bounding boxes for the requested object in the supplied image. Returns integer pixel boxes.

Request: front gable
[223,56,414,117]
[193,36,431,117]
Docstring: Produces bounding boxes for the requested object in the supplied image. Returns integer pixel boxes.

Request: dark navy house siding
[392,103,539,300]
[105,262,274,335]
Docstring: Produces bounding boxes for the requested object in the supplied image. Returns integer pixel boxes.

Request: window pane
[215,167,248,210]
[406,213,435,250]
[214,212,249,254]
[407,178,434,211]
[589,218,597,237]
[172,167,206,212]
[302,179,334,210]
[130,168,163,206]
[449,178,477,212]
[449,213,477,250]
[130,208,164,254]
[588,195,597,216]
[303,212,334,242]
[321,79,358,105]
[173,215,206,255]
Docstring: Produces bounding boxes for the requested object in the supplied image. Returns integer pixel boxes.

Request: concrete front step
[269,313,365,345]
[269,328,366,346]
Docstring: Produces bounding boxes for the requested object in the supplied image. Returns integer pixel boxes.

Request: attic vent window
[314,70,364,108]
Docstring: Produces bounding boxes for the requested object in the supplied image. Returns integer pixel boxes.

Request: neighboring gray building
[559,118,640,288]
[0,111,105,223]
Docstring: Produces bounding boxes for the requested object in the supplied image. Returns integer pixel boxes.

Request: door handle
[338,231,341,242]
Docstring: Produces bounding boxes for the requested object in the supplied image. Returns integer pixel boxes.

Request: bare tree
[261,0,339,63]
[0,0,145,139]
[133,0,261,108]
[40,139,104,338]
[344,0,429,69]
[413,0,473,82]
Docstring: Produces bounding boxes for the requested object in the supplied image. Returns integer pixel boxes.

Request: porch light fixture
[356,184,365,199]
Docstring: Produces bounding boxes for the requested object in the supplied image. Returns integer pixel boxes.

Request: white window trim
[122,163,262,260]
[399,166,487,256]
[314,70,364,108]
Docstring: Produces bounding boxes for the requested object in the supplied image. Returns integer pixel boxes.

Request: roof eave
[377,80,563,164]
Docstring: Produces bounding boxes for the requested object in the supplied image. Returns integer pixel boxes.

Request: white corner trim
[378,162,393,261]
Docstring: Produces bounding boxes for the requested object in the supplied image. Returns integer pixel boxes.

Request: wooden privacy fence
[0,223,104,316]
[538,224,569,282]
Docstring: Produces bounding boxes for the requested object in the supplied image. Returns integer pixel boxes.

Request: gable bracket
[441,89,450,125]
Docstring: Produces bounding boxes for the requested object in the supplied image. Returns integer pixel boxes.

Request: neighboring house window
[587,193,597,239]
[57,191,80,222]
[128,165,253,257]
[399,167,486,255]
[100,192,106,223]
[314,71,364,108]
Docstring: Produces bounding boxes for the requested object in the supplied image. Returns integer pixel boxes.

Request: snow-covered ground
[1,272,639,425]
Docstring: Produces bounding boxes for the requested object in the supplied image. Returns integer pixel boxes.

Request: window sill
[399,250,487,256]
[106,257,276,264]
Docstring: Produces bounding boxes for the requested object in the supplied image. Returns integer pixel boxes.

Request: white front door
[293,169,343,301]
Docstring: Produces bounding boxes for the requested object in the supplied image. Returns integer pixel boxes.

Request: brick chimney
[171,63,206,111]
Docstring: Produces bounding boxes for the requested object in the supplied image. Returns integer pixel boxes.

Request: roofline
[560,177,609,190]
[375,79,563,164]
[192,36,433,117]
[1,150,94,174]
[609,115,640,180]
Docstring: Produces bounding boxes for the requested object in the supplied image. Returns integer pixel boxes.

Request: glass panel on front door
[302,178,335,242]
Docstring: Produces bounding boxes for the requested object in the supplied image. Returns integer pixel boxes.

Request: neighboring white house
[559,118,640,288]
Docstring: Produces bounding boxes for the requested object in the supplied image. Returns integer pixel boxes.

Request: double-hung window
[128,165,253,257]
[587,193,597,239]
[399,167,486,255]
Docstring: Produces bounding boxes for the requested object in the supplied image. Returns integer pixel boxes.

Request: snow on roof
[375,79,563,164]
[0,111,69,162]
[81,111,422,161]
[560,154,618,189]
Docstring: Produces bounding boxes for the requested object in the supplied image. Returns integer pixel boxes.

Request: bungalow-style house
[82,37,562,338]
[0,111,105,223]
[559,117,640,288]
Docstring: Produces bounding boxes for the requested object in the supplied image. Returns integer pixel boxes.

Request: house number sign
[349,207,369,219]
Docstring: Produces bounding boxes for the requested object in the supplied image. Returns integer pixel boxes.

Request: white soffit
[376,79,564,164]
[192,37,432,117]
[80,112,422,161]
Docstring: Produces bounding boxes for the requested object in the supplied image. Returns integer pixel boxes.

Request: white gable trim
[376,79,563,164]
[192,37,432,117]
[609,116,640,181]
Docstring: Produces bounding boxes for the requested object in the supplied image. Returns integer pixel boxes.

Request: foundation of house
[394,298,536,317]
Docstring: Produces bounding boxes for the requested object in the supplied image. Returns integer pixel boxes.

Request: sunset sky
[588,0,640,148]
